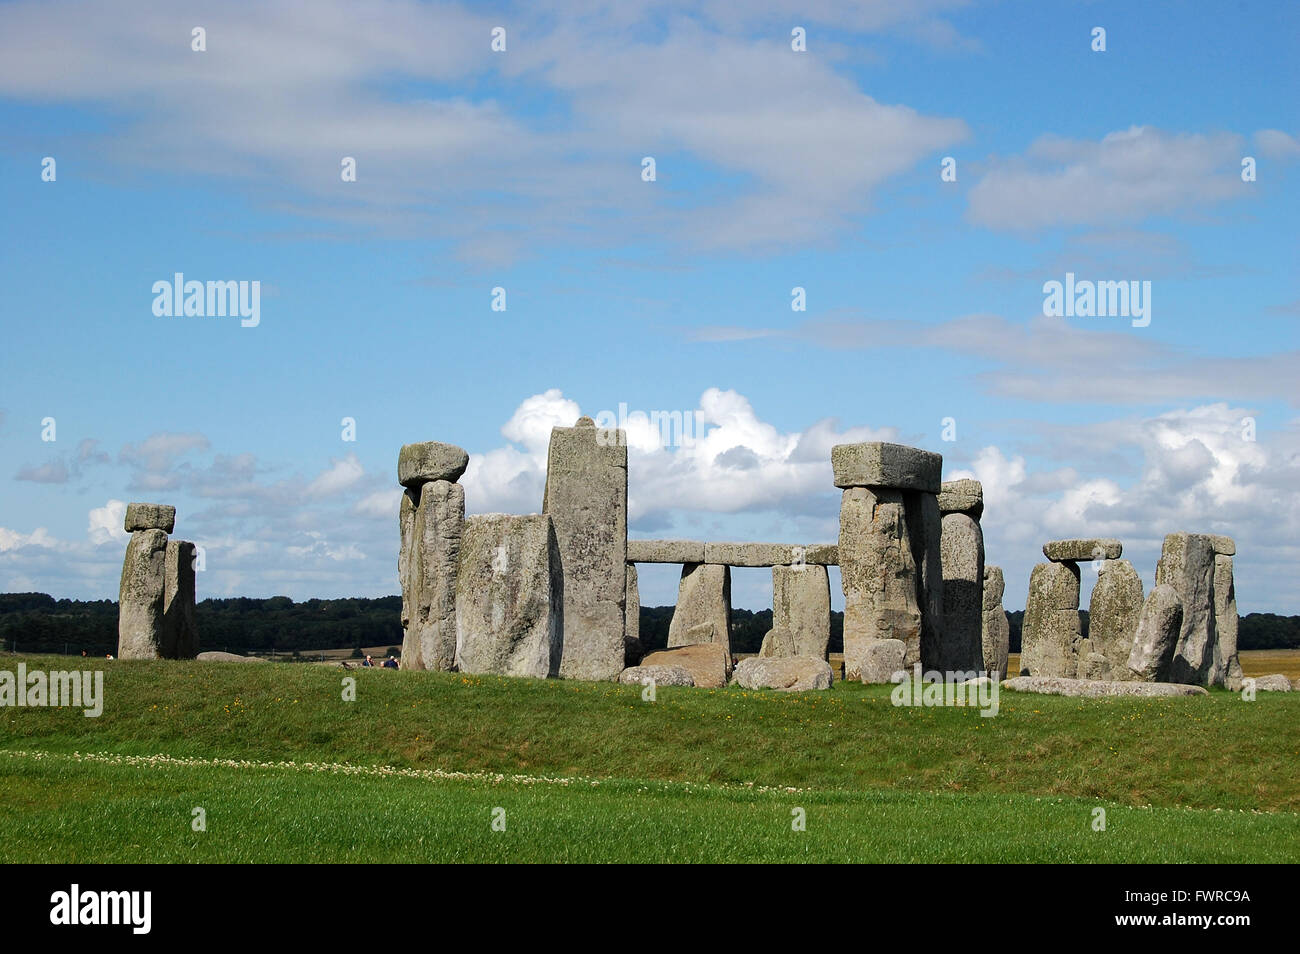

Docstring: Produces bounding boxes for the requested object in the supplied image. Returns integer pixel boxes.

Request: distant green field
[1,655,1297,862]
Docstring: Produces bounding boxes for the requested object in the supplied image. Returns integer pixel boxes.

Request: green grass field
[1,655,1297,862]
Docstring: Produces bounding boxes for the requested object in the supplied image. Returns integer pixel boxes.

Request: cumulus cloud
[305,454,365,498]
[87,500,128,546]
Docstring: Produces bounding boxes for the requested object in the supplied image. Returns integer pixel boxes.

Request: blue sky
[1,0,1297,613]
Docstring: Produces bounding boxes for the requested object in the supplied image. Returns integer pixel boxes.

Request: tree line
[2,593,1297,657]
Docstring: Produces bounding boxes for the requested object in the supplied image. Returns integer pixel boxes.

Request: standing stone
[1214,554,1243,691]
[771,564,831,659]
[1087,559,1143,680]
[543,418,627,681]
[161,540,199,659]
[624,564,643,666]
[398,487,420,666]
[667,563,732,670]
[410,480,464,672]
[937,511,984,674]
[904,490,945,673]
[1126,583,1184,682]
[118,529,168,659]
[860,638,907,684]
[981,565,1010,680]
[1020,561,1081,678]
[454,514,562,679]
[1155,533,1220,686]
[839,487,922,679]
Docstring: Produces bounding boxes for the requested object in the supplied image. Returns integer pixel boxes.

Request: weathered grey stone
[937,479,983,519]
[624,564,643,667]
[1088,559,1144,679]
[454,514,562,679]
[1001,676,1207,698]
[1020,561,1081,677]
[398,488,418,636]
[831,442,942,492]
[859,638,907,684]
[397,441,469,488]
[937,511,984,674]
[905,490,944,673]
[1078,652,1113,681]
[1126,583,1183,682]
[758,627,796,658]
[1247,674,1293,692]
[618,665,693,688]
[641,644,728,689]
[118,529,168,659]
[543,420,628,681]
[1042,538,1122,562]
[840,487,922,679]
[703,542,798,567]
[626,539,705,564]
[161,540,198,659]
[982,565,1005,611]
[123,502,176,534]
[981,566,1009,680]
[800,543,839,566]
[667,564,731,669]
[1214,554,1243,691]
[1209,534,1236,556]
[401,480,464,671]
[1155,533,1221,686]
[731,655,834,692]
[772,563,830,658]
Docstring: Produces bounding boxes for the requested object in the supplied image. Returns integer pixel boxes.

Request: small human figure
[383,656,398,669]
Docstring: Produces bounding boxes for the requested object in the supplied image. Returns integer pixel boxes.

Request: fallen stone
[731,655,834,692]
[196,651,268,663]
[624,564,643,666]
[667,563,732,669]
[544,420,628,681]
[397,441,469,488]
[839,487,922,679]
[937,511,984,674]
[161,540,199,659]
[1020,561,1081,678]
[454,514,562,679]
[618,665,693,688]
[936,479,983,519]
[1001,676,1208,698]
[1088,559,1144,678]
[124,502,176,533]
[758,627,796,658]
[1126,583,1184,682]
[1155,533,1221,686]
[626,539,705,564]
[1246,674,1292,692]
[859,638,906,684]
[771,563,830,658]
[1042,538,1122,562]
[117,529,168,659]
[831,441,942,492]
[641,644,729,689]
